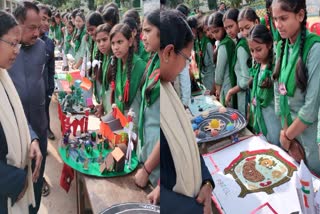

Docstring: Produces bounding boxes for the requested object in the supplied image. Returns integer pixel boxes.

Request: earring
[165,59,169,63]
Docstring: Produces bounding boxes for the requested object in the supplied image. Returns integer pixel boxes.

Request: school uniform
[195,36,215,91]
[232,38,250,116]
[100,54,112,113]
[251,64,281,146]
[63,29,75,56]
[114,54,146,125]
[138,40,150,63]
[215,36,236,106]
[275,32,320,176]
[138,54,160,186]
[73,27,86,68]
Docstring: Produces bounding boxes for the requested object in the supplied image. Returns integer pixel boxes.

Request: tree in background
[60,0,81,11]
[208,0,217,10]
[38,0,67,8]
[88,0,95,10]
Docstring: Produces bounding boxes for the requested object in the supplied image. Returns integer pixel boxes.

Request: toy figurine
[91,132,97,142]
[66,144,70,158]
[63,130,71,145]
[97,152,103,163]
[83,158,89,170]
[124,110,137,169]
[127,108,135,123]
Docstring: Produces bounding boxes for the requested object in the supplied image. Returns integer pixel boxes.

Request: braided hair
[248,24,274,89]
[266,0,273,29]
[108,23,134,104]
[123,9,141,49]
[121,17,140,53]
[108,55,117,103]
[238,7,260,23]
[272,0,308,92]
[102,7,119,27]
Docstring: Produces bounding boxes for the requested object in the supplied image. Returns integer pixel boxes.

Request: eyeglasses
[0,38,22,50]
[177,50,192,63]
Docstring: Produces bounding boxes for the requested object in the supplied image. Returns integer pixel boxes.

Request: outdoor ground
[39,95,77,214]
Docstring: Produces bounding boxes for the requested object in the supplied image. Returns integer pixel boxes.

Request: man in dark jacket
[39,4,55,141]
[8,2,48,213]
[38,4,55,198]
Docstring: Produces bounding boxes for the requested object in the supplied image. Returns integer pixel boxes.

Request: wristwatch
[202,180,214,191]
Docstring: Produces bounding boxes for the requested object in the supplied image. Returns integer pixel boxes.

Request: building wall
[0,0,19,13]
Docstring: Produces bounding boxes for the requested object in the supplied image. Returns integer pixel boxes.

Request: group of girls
[189,0,320,177]
[49,5,161,204]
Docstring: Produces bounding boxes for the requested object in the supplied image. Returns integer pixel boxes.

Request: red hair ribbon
[124,80,130,103]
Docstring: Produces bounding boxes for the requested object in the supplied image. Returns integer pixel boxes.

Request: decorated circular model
[193,108,247,143]
[100,203,160,214]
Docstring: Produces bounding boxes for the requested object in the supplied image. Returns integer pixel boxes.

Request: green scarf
[231,38,250,77]
[219,36,236,87]
[278,31,320,127]
[74,26,86,52]
[251,64,274,136]
[138,40,150,62]
[100,54,111,98]
[92,42,98,60]
[138,54,160,147]
[49,26,55,40]
[65,33,72,54]
[55,22,63,42]
[195,35,210,74]
[269,17,281,42]
[115,54,146,113]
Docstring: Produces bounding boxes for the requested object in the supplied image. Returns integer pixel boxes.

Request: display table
[76,171,151,214]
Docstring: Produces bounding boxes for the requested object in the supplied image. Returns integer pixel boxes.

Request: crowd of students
[0,1,160,213]
[1,0,320,213]
[50,4,161,201]
[173,0,320,177]
[159,0,320,213]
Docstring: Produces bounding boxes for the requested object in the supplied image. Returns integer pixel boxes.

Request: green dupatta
[218,36,236,87]
[138,54,160,148]
[269,17,281,42]
[231,38,250,80]
[195,35,211,74]
[74,26,86,52]
[251,64,274,136]
[114,54,146,113]
[54,22,64,42]
[65,32,72,54]
[138,40,150,62]
[278,31,320,127]
[100,54,111,98]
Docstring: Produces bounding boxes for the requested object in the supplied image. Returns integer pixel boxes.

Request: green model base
[59,146,139,177]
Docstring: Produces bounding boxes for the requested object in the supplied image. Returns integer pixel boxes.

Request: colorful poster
[203,136,303,213]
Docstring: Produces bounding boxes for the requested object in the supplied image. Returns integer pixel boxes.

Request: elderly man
[9,2,47,213]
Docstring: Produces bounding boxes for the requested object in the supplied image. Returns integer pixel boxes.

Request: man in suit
[8,2,48,213]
